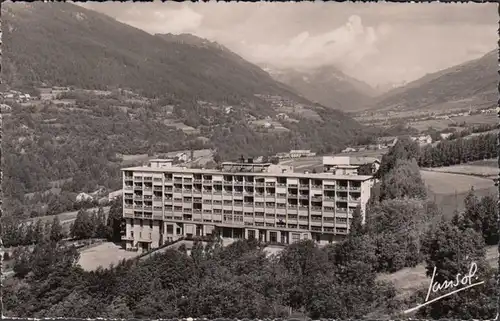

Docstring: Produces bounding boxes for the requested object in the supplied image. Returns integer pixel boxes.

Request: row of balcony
[124,206,355,217]
[124,182,361,191]
[125,186,360,193]
[126,201,356,209]
[127,194,358,200]
[124,216,350,233]
[125,188,360,198]
[125,213,350,224]
[126,197,360,205]
[124,182,360,191]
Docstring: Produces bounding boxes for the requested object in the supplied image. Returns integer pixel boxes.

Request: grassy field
[467,158,498,167]
[120,153,150,165]
[423,165,498,178]
[411,114,498,132]
[420,170,494,194]
[77,242,141,271]
[420,170,496,218]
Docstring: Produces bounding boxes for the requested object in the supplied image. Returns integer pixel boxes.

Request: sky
[80,1,497,88]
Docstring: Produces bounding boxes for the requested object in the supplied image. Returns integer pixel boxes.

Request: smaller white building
[108,189,123,201]
[440,133,453,140]
[275,152,290,159]
[323,156,380,175]
[289,150,316,158]
[149,159,174,168]
[411,135,433,146]
[176,152,190,163]
[76,192,94,202]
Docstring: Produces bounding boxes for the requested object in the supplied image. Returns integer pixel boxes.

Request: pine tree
[50,216,64,242]
[33,219,45,244]
[71,209,94,240]
[349,206,364,237]
[106,200,124,242]
[95,207,108,238]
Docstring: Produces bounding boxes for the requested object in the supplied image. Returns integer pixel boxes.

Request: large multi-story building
[122,159,374,251]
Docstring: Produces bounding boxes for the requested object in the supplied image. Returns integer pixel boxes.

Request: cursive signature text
[403,261,485,314]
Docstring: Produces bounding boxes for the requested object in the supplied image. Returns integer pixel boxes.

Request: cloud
[152,6,203,34]
[112,5,203,35]
[239,15,383,70]
[79,2,496,86]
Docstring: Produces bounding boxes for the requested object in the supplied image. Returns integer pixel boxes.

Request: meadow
[420,170,496,218]
[423,165,498,178]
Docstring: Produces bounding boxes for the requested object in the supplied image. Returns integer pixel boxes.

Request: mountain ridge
[368,49,498,112]
[2,1,310,105]
[264,64,380,112]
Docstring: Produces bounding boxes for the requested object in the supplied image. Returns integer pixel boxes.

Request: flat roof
[328,165,359,168]
[221,162,273,166]
[121,165,373,181]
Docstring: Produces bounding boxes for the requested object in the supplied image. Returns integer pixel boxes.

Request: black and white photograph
[1,1,498,320]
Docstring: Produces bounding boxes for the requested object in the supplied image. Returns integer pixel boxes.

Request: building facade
[122,159,373,251]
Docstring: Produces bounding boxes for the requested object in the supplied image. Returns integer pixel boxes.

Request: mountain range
[2,1,496,125]
[2,2,299,103]
[369,50,498,112]
[1,1,366,159]
[264,65,380,112]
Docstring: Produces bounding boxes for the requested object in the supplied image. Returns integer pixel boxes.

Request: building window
[166,225,174,234]
[140,220,143,228]
[292,233,300,243]
[248,230,256,239]
[270,232,277,243]
[131,231,134,238]
[149,220,153,229]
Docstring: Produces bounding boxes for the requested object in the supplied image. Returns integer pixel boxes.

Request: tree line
[418,132,497,168]
[3,199,124,248]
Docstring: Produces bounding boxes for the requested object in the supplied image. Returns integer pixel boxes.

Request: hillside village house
[289,150,316,158]
[277,113,289,120]
[0,104,12,113]
[108,189,123,201]
[440,132,453,140]
[175,152,190,163]
[341,147,357,153]
[411,135,433,146]
[52,86,70,97]
[38,87,55,100]
[253,156,264,163]
[323,156,381,176]
[377,136,398,149]
[76,192,94,202]
[275,152,290,159]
